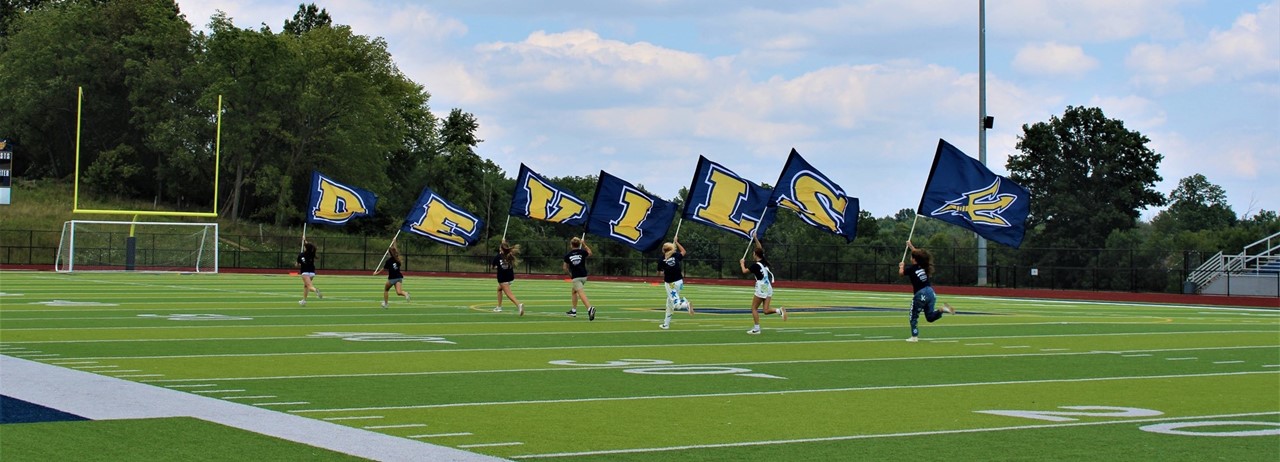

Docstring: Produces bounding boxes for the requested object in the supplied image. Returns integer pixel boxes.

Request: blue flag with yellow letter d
[401,186,485,248]
[510,163,589,226]
[307,171,378,225]
[770,149,859,242]
[586,171,677,253]
[918,139,1030,249]
[682,156,777,240]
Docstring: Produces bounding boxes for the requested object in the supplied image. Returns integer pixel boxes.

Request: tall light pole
[977,0,990,286]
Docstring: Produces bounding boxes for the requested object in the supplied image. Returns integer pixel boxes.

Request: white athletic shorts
[754,279,773,299]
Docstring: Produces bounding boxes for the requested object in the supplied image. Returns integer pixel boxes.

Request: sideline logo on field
[309,332,455,344]
[137,314,252,321]
[32,300,118,306]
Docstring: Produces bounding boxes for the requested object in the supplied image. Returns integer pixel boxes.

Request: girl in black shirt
[296,241,322,306]
[493,240,524,316]
[898,240,954,342]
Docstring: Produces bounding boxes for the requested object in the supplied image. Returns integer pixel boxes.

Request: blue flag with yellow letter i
[510,163,589,226]
[586,171,677,253]
[918,139,1030,249]
[401,186,485,248]
[682,156,777,240]
[769,149,859,242]
[307,171,378,225]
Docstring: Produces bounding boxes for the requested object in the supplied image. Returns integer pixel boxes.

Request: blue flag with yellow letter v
[401,186,485,248]
[682,156,777,240]
[918,139,1030,249]
[586,171,677,253]
[307,171,378,225]
[769,149,859,242]
[510,163,589,226]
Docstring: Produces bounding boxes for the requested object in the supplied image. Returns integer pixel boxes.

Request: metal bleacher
[1186,231,1280,297]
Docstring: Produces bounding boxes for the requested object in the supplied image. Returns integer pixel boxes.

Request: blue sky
[177,1,1280,220]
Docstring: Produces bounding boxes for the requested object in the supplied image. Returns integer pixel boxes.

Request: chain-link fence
[2,229,1237,294]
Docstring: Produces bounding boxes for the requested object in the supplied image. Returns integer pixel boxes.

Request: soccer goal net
[55,220,219,273]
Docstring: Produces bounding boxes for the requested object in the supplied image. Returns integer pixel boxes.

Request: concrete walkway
[0,355,508,462]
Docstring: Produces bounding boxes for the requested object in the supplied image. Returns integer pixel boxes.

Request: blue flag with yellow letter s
[769,149,859,242]
[510,163,589,226]
[918,139,1030,249]
[586,171,677,253]
[681,156,777,240]
[401,186,485,248]
[307,171,378,225]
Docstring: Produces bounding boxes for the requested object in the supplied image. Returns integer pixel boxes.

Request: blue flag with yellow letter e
[681,156,777,240]
[918,139,1030,249]
[586,171,676,253]
[401,186,485,248]
[307,171,378,225]
[769,149,859,242]
[510,163,589,226]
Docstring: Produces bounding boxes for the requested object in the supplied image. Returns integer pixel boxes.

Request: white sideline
[0,355,507,462]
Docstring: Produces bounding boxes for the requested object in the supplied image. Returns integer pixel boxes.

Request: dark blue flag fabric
[510,163,589,226]
[307,171,378,225]
[769,149,859,242]
[918,139,1030,249]
[681,156,777,240]
[586,171,677,253]
[401,186,485,248]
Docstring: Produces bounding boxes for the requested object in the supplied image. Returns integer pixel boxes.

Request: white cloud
[1127,2,1280,91]
[1012,42,1099,77]
[475,30,727,98]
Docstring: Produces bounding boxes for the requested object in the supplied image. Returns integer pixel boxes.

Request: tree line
[2,1,1275,291]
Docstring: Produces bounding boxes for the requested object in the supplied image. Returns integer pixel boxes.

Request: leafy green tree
[283,3,331,35]
[198,13,294,221]
[0,0,203,204]
[1152,174,1237,233]
[1008,106,1166,249]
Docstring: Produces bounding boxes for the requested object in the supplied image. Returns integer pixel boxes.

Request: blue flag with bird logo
[918,139,1030,249]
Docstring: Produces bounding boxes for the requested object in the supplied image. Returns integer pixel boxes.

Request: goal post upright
[71,87,223,218]
[63,88,224,273]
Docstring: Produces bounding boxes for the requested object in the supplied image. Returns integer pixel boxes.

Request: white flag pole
[373,229,402,275]
[902,214,920,263]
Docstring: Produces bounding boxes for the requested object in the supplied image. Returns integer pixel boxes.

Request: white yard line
[142,344,1278,384]
[292,370,1277,414]
[0,355,508,462]
[509,411,1280,459]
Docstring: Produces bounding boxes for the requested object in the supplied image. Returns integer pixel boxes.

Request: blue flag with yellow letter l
[681,156,777,240]
[918,139,1030,249]
[307,171,379,225]
[510,163,589,226]
[586,171,677,253]
[769,149,859,242]
[401,186,486,248]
